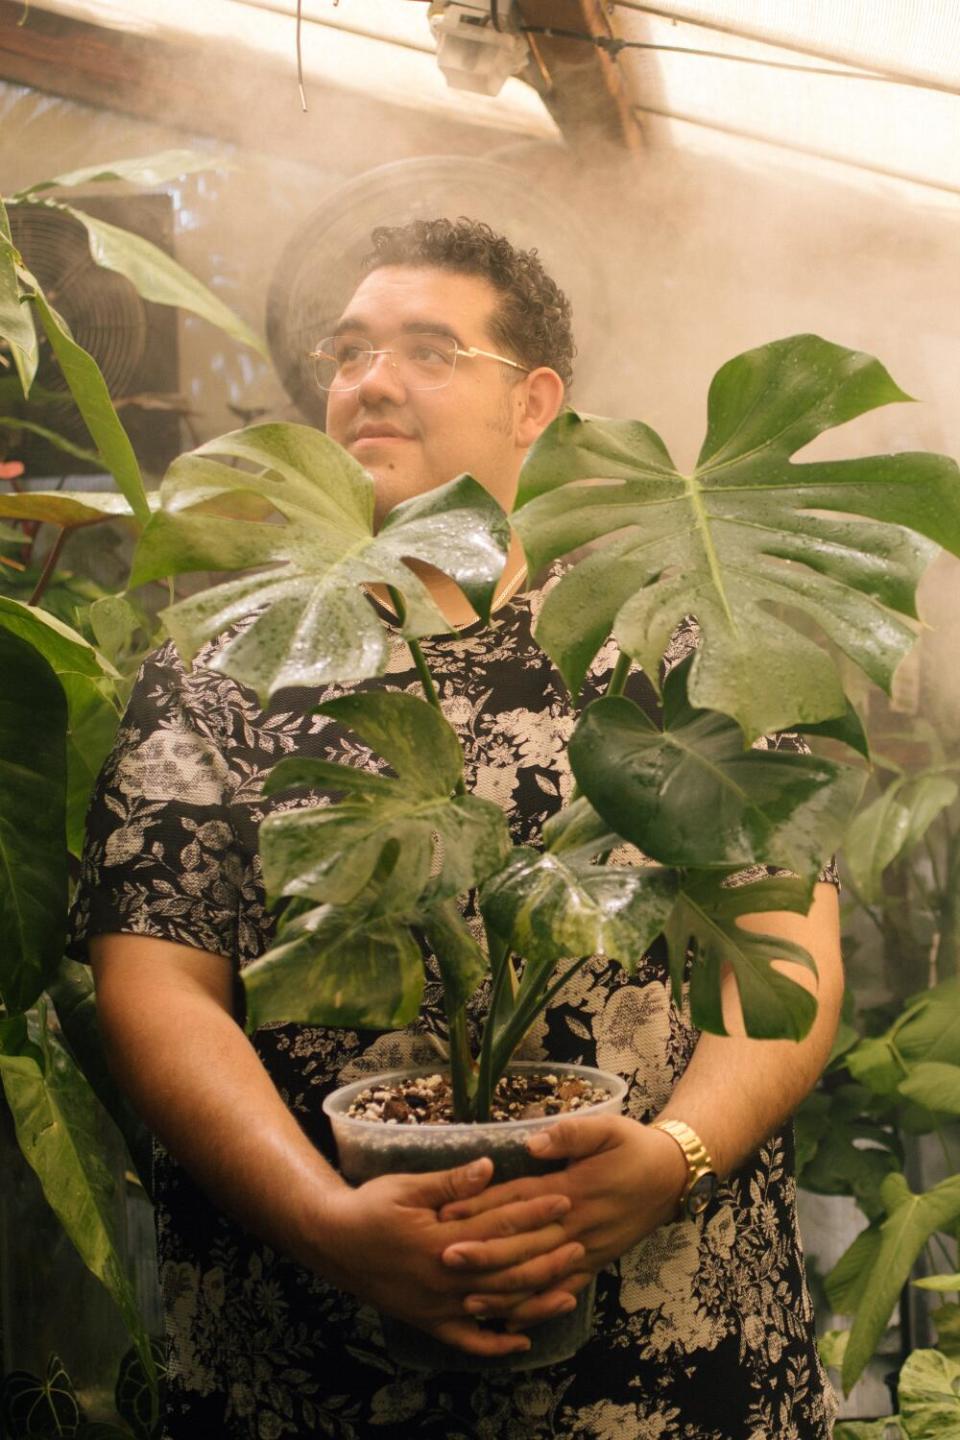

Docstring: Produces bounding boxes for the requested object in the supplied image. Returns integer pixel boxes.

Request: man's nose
[356,349,406,403]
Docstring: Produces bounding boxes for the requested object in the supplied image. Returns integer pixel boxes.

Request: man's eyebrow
[332,317,467,347]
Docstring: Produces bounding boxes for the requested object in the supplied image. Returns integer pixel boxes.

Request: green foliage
[845,770,960,902]
[0,1353,84,1437]
[0,628,67,1013]
[0,1010,154,1386]
[897,1347,960,1436]
[514,336,959,741]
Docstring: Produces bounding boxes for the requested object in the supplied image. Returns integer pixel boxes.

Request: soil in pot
[323,1062,627,1373]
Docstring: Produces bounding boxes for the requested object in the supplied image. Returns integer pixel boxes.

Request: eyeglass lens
[312,333,459,392]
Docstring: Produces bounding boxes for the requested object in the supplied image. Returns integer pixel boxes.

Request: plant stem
[488,953,594,1084]
[386,583,466,797]
[474,931,514,1122]
[604,649,632,698]
[28,526,67,606]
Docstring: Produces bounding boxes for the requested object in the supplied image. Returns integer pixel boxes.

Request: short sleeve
[67,642,247,964]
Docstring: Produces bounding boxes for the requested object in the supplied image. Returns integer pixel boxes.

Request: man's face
[324,265,529,522]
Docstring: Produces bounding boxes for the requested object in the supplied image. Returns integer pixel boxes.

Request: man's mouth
[351,424,415,444]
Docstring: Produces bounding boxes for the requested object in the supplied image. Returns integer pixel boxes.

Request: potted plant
[121,333,960,1370]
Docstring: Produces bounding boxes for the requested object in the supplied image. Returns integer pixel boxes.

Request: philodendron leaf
[29,291,149,524]
[898,1062,960,1115]
[0,627,67,1013]
[897,1347,960,1436]
[243,899,424,1032]
[664,871,818,1039]
[260,691,511,910]
[0,1013,155,1386]
[12,147,231,197]
[514,336,960,740]
[845,773,959,901]
[841,1173,960,1393]
[131,423,510,699]
[0,200,38,395]
[569,656,865,878]
[480,846,677,970]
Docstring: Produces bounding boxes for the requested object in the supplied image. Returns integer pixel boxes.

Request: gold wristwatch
[650,1118,718,1219]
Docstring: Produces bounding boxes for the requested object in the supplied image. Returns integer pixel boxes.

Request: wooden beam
[0,1,517,169]
[517,0,643,151]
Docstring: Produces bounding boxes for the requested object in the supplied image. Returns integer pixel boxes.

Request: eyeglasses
[309,331,529,392]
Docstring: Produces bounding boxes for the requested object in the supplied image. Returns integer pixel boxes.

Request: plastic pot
[322,1061,626,1372]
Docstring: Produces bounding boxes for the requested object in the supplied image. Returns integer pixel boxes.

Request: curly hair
[360,217,575,390]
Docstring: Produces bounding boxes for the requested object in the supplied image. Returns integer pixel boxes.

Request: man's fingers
[464,1286,580,1326]
[440,1176,555,1222]
[443,1219,570,1273]
[526,1114,616,1163]
[449,1191,571,1246]
[431,1318,532,1358]
[402,1155,494,1210]
[503,1273,594,1330]
[450,1240,586,1295]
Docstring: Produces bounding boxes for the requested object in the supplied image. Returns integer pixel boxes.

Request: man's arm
[91,933,587,1355]
[436,883,843,1323]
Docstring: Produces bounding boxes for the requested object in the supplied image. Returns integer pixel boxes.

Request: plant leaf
[0,414,102,464]
[131,425,509,699]
[845,774,959,901]
[897,1347,960,1437]
[242,899,424,1032]
[841,1173,960,1393]
[0,489,145,526]
[60,203,267,360]
[0,627,67,1012]
[913,1273,960,1292]
[260,692,511,910]
[420,901,488,1012]
[480,846,677,970]
[0,1013,154,1384]
[664,871,818,1039]
[514,336,959,739]
[569,657,865,877]
[825,1223,883,1314]
[29,291,149,524]
[0,200,38,396]
[898,1062,960,1116]
[12,147,230,197]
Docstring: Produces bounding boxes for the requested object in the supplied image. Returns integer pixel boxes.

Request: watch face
[686,1172,718,1217]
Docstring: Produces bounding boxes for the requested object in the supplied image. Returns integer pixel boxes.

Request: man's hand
[319,1155,587,1357]
[435,1116,687,1328]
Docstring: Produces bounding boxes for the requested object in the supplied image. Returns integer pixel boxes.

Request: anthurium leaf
[420,901,488,1012]
[0,1014,155,1385]
[825,1223,883,1314]
[260,692,510,910]
[38,202,267,360]
[0,201,38,396]
[664,871,817,1039]
[29,291,149,524]
[897,1347,960,1436]
[0,1354,84,1436]
[0,414,102,464]
[0,627,67,1013]
[569,657,865,876]
[0,601,121,857]
[242,900,424,1031]
[131,425,509,699]
[12,147,229,197]
[842,1173,960,1393]
[898,1062,960,1116]
[845,774,959,901]
[480,845,676,970]
[514,336,959,739]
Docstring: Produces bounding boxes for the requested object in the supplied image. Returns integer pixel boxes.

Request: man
[72,219,842,1438]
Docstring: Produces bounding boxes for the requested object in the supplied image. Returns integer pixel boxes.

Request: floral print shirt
[69,575,839,1440]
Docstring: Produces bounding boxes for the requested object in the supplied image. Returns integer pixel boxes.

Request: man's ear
[515,367,566,448]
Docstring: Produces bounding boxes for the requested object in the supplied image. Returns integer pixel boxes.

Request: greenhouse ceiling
[1,0,958,196]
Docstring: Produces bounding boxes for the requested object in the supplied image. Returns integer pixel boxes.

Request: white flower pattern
[69,578,839,1439]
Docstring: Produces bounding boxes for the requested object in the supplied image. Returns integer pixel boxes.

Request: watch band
[650,1117,718,1218]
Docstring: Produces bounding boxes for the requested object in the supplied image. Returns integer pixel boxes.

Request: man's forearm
[656,882,844,1176]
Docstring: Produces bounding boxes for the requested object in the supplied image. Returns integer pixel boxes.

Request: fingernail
[465,1297,487,1316]
[527,1132,551,1154]
[466,1159,490,1182]
[549,1197,570,1218]
[557,1295,577,1314]
[445,1248,467,1268]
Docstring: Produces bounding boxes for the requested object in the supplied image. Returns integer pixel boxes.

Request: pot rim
[322,1060,627,1135]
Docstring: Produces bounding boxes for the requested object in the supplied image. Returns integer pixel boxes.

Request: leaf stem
[28,526,68,606]
[387,583,465,796]
[604,649,632,698]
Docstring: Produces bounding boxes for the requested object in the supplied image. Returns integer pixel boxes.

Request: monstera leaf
[569,655,865,879]
[260,691,511,909]
[514,335,960,740]
[131,423,510,699]
[664,870,819,1039]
